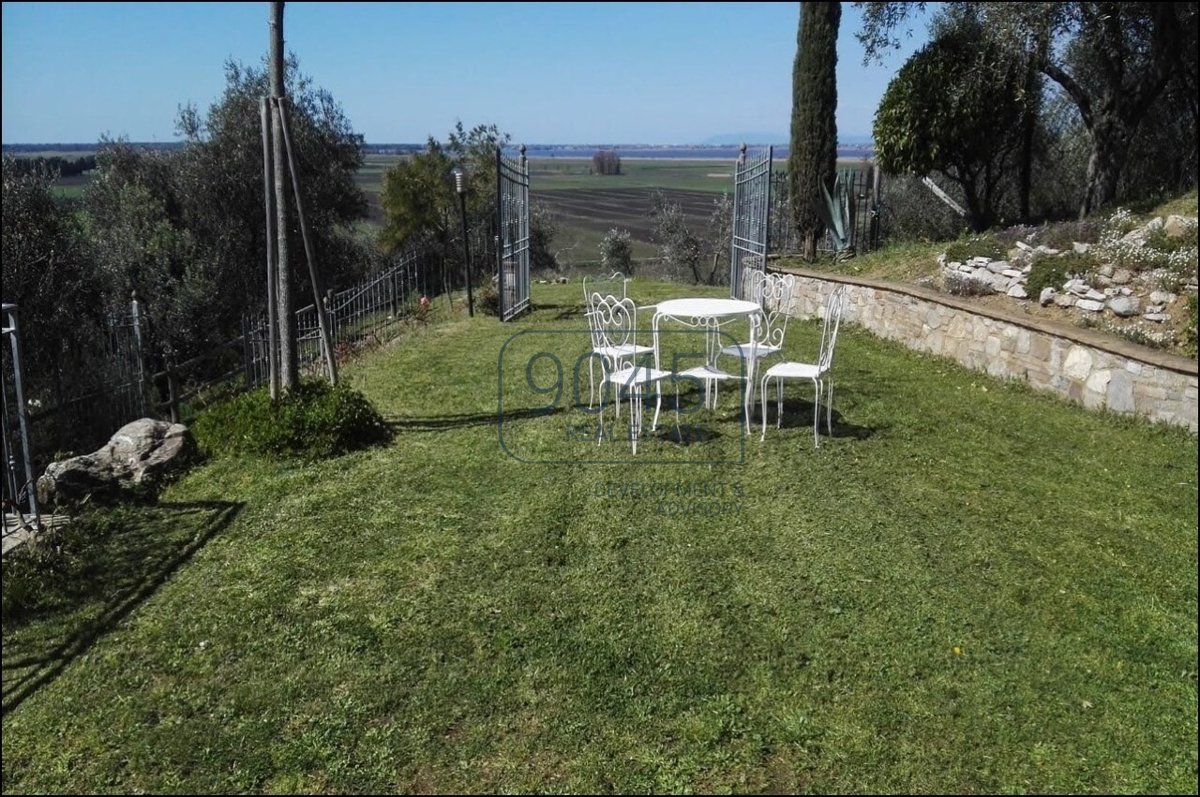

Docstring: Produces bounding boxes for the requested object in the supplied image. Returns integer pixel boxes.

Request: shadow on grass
[530,302,584,321]
[1,500,241,716]
[758,397,879,441]
[387,406,564,433]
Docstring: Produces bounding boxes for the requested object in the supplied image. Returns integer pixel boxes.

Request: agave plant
[817,171,856,260]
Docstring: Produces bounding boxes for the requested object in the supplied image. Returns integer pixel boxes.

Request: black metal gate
[496,145,531,321]
[730,144,773,299]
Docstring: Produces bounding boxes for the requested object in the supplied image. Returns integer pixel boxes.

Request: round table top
[655,297,761,320]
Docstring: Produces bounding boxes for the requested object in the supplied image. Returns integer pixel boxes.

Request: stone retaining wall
[772,267,1199,433]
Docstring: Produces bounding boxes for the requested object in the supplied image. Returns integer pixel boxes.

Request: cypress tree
[789,2,840,261]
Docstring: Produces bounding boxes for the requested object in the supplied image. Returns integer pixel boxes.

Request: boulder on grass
[37,418,194,509]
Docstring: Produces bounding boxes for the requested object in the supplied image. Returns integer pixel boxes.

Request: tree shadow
[530,302,584,321]
[386,406,564,433]
[1,500,242,716]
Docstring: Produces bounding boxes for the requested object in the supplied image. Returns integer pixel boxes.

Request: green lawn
[3,280,1197,794]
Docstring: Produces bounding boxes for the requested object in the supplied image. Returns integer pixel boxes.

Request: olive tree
[873,14,1028,231]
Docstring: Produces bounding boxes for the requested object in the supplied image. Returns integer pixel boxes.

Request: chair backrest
[817,286,847,372]
[752,271,796,350]
[583,272,628,315]
[588,294,639,359]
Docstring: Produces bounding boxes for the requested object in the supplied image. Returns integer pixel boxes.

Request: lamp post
[453,168,475,318]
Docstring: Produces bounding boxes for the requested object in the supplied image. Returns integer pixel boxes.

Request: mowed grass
[2,280,1196,794]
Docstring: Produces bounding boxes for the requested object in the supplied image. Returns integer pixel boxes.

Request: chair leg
[760,374,771,441]
[587,357,596,408]
[776,379,783,429]
[826,380,834,436]
[812,377,821,449]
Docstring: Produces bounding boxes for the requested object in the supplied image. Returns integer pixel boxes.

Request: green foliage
[380,122,509,254]
[1,156,107,408]
[192,380,390,460]
[789,1,841,258]
[83,56,367,366]
[599,228,634,275]
[478,277,501,317]
[1025,256,1074,298]
[943,234,1005,263]
[816,170,856,256]
[529,201,560,274]
[874,13,1028,231]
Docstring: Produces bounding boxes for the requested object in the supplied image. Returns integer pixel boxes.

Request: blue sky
[1,2,931,145]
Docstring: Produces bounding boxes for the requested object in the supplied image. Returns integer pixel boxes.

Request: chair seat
[604,364,672,387]
[595,342,654,359]
[720,342,781,360]
[763,361,822,380]
[676,363,741,381]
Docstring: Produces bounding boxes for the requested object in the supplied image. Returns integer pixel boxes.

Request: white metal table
[652,297,764,433]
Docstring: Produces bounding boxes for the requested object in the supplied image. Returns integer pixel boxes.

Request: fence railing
[768,168,883,258]
[243,243,436,389]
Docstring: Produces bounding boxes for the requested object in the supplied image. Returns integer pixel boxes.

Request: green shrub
[478,278,501,317]
[1025,253,1091,298]
[192,380,390,460]
[943,233,1005,263]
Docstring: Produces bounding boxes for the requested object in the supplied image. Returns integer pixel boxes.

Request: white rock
[1074,242,1092,254]
[1001,269,1024,278]
[1098,264,1115,278]
[1149,290,1176,305]
[1077,299,1105,312]
[1163,214,1194,238]
[947,260,963,270]
[1085,289,1107,301]
[1007,284,1029,300]
[985,260,1008,274]
[1108,296,1139,317]
[1143,313,1170,323]
[1119,287,1132,296]
[1054,293,1077,308]
[1039,287,1056,306]
[1111,269,1132,285]
[1015,241,1034,252]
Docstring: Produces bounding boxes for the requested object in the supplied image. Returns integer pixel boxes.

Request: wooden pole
[260,96,279,398]
[270,1,297,390]
[275,97,338,384]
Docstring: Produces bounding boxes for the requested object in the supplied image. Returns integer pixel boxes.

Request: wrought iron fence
[244,244,437,387]
[768,167,883,258]
[23,298,150,463]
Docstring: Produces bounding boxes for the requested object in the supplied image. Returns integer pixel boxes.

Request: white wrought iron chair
[759,285,847,448]
[582,272,652,408]
[589,295,670,454]
[723,270,795,359]
[718,269,795,422]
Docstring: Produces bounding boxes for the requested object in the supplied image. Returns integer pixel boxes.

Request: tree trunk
[1080,111,1133,219]
[270,1,297,390]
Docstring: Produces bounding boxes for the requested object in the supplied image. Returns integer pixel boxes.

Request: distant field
[356,156,747,265]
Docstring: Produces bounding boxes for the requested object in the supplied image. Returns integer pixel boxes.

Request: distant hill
[699,133,874,147]
[699,133,788,146]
